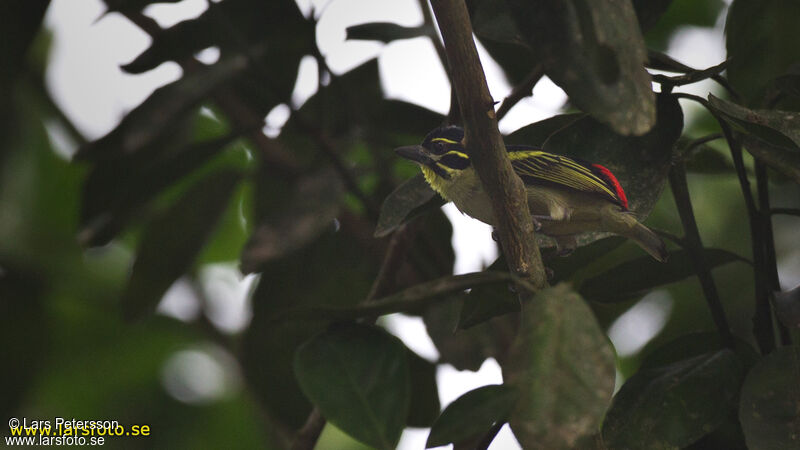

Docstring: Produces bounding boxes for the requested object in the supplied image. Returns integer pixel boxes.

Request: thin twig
[417,0,460,125]
[289,409,325,450]
[668,164,733,347]
[122,11,303,177]
[677,92,776,353]
[679,133,723,159]
[755,161,792,345]
[496,64,545,121]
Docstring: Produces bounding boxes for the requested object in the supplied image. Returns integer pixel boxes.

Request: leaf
[121,170,241,320]
[707,95,800,150]
[294,323,409,450]
[75,52,252,161]
[739,135,800,185]
[240,168,343,273]
[542,94,683,247]
[423,294,517,372]
[426,384,518,448]
[242,227,377,429]
[547,236,627,283]
[374,174,441,237]
[739,346,800,450]
[122,0,313,75]
[773,285,800,329]
[101,0,182,14]
[726,0,800,104]
[505,113,584,147]
[457,279,519,329]
[685,144,736,174]
[641,331,760,371]
[602,349,745,449]
[502,284,615,449]
[642,0,724,50]
[79,132,240,246]
[706,95,800,183]
[467,0,526,46]
[505,0,656,135]
[632,0,675,33]
[406,350,440,428]
[0,262,47,420]
[346,22,429,43]
[579,248,745,303]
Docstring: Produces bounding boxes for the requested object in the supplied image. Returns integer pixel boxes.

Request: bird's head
[394,126,471,181]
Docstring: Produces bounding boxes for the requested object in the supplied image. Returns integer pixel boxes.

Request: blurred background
[2,0,799,448]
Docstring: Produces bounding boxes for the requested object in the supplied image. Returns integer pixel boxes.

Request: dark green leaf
[706,95,800,183]
[101,0,182,14]
[739,345,800,450]
[424,294,516,372]
[579,248,745,303]
[122,0,312,75]
[467,0,526,46]
[643,0,724,50]
[641,332,760,372]
[240,169,343,273]
[772,64,800,101]
[0,1,49,86]
[0,262,46,420]
[242,227,377,429]
[346,22,429,43]
[505,113,584,147]
[375,174,440,237]
[121,170,241,319]
[503,284,615,448]
[541,94,683,247]
[548,236,627,283]
[741,134,800,185]
[79,132,240,246]
[707,95,800,150]
[773,284,800,329]
[726,0,800,104]
[407,350,440,428]
[426,384,518,448]
[457,280,519,329]
[602,350,744,449]
[633,0,675,33]
[505,0,656,135]
[76,53,252,161]
[685,144,736,174]
[294,323,409,450]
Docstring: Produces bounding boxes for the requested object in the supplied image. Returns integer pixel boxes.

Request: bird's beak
[394,145,431,165]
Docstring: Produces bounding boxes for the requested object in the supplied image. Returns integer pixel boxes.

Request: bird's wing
[507,149,627,208]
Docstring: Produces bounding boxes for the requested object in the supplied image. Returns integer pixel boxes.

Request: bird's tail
[603,209,668,262]
[628,221,669,262]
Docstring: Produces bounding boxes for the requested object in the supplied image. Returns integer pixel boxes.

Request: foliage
[1,0,799,449]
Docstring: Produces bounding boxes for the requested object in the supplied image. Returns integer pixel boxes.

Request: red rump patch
[592,164,629,210]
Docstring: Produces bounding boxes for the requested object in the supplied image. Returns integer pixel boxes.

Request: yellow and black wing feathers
[508,147,629,209]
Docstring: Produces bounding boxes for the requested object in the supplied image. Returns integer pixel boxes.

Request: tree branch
[496,64,544,121]
[429,0,547,292]
[755,161,791,345]
[676,93,776,353]
[122,11,303,178]
[270,271,524,323]
[668,164,733,347]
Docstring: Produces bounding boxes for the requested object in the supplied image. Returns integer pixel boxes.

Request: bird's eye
[433,141,445,152]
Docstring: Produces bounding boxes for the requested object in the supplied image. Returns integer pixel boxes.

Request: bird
[394,126,668,262]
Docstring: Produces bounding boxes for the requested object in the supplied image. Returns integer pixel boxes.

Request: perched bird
[395,126,668,262]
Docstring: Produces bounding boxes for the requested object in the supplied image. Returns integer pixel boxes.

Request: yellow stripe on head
[431,137,459,145]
